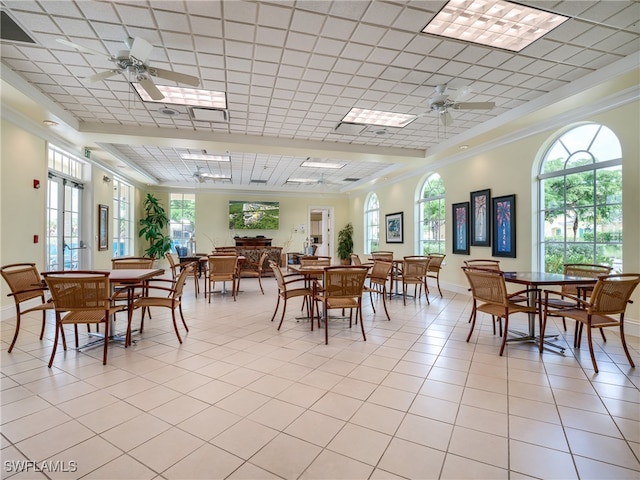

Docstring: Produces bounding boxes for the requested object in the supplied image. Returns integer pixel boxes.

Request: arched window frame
[538,123,622,273]
[364,192,379,254]
[417,173,446,255]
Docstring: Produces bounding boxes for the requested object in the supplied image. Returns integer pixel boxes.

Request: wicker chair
[129,264,194,345]
[165,252,200,297]
[238,250,269,294]
[544,263,612,332]
[426,253,446,297]
[42,271,124,367]
[541,274,640,373]
[462,267,541,356]
[463,259,501,271]
[312,266,369,345]
[1,263,54,352]
[363,260,393,321]
[270,261,314,330]
[206,255,239,301]
[300,256,331,266]
[400,256,431,306]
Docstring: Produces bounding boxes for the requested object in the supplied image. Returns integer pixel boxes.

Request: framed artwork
[492,194,516,258]
[98,204,109,251]
[452,202,470,255]
[385,212,404,243]
[470,189,491,246]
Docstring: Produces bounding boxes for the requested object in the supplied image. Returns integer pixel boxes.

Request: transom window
[418,173,446,254]
[364,193,379,253]
[539,123,622,273]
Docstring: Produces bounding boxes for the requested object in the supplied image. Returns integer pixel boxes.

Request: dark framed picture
[452,202,470,255]
[385,212,404,243]
[98,204,109,251]
[470,189,491,246]
[492,194,516,258]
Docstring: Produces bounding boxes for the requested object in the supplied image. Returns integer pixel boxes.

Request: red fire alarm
[33,235,39,243]
[33,179,40,189]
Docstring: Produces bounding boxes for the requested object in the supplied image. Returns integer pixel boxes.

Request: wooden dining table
[503,271,598,353]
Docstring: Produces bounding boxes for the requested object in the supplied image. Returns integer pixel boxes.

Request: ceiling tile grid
[1,0,638,191]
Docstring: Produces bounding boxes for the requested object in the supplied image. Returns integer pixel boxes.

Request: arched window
[418,173,445,254]
[539,124,622,273]
[364,193,379,253]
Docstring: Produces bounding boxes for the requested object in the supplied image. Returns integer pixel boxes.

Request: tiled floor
[2,274,639,479]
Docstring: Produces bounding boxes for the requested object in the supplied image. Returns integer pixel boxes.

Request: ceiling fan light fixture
[422,0,569,52]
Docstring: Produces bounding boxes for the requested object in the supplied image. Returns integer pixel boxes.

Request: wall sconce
[102,175,112,184]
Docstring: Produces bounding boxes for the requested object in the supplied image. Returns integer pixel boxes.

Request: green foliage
[138,193,172,259]
[337,223,354,261]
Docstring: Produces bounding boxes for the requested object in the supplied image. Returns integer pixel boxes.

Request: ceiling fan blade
[129,37,154,63]
[440,111,453,127]
[139,77,164,100]
[453,102,495,110]
[83,69,122,83]
[152,68,200,87]
[56,38,114,60]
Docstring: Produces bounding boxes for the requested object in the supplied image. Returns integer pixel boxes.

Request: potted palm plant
[138,193,172,259]
[337,222,354,265]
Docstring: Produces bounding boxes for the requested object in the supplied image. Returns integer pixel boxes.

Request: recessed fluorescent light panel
[423,0,569,52]
[301,160,344,169]
[287,178,317,184]
[132,84,227,108]
[180,153,230,162]
[342,108,416,128]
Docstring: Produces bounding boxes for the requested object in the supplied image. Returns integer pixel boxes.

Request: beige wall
[349,100,640,322]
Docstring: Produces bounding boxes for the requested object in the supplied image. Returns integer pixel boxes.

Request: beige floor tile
[455,404,508,437]
[565,427,640,471]
[284,410,345,447]
[395,413,453,451]
[14,419,94,463]
[409,394,458,424]
[148,394,210,425]
[327,423,391,466]
[43,436,122,479]
[101,413,171,451]
[1,406,72,443]
[510,439,578,479]
[310,391,363,421]
[249,433,321,479]
[3,285,639,480]
[210,418,278,460]
[377,437,446,479]
[82,454,156,479]
[162,443,244,479]
[176,405,241,441]
[448,426,508,469]
[350,402,405,435]
[441,453,508,479]
[574,455,640,479]
[247,398,305,430]
[299,449,374,479]
[127,427,204,473]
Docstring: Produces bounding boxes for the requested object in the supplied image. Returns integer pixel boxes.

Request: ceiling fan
[426,84,495,126]
[57,36,200,100]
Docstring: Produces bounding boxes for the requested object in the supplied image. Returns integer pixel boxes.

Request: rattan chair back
[562,263,612,296]
[111,257,154,269]
[1,263,53,352]
[464,259,501,271]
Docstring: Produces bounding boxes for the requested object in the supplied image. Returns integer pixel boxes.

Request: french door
[46,175,83,271]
